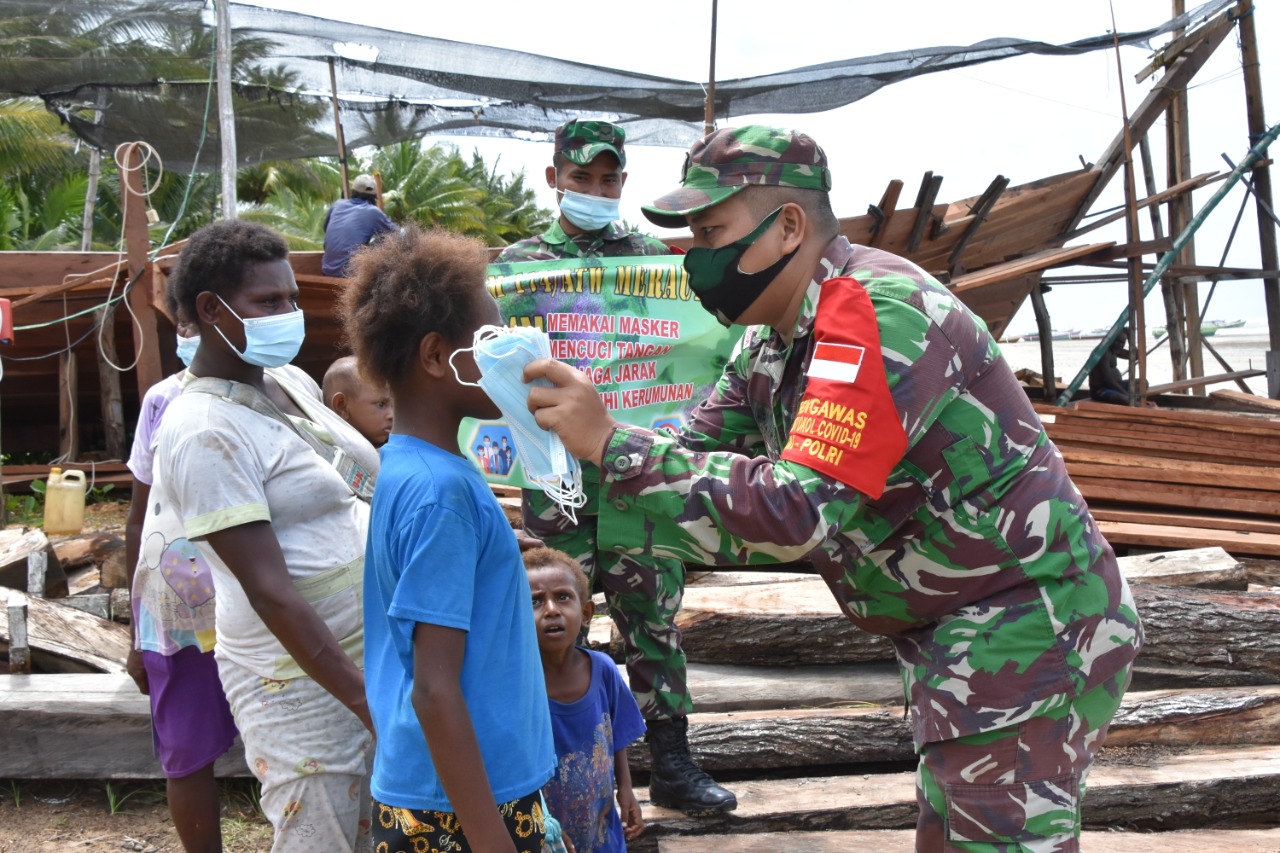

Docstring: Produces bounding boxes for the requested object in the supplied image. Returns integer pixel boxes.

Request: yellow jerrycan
[44,467,87,535]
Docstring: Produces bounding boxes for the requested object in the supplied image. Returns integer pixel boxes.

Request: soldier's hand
[524,358,617,466]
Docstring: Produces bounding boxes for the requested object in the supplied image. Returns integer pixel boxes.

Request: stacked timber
[614,550,1280,852]
[4,546,1280,851]
[1035,400,1280,558]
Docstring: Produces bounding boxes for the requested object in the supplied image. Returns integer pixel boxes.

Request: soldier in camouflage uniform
[497,120,738,815]
[526,125,1143,852]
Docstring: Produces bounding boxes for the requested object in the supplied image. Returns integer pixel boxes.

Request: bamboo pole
[1237,0,1280,398]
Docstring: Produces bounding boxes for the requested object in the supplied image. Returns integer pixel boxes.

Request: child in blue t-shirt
[526,547,646,853]
[341,226,556,853]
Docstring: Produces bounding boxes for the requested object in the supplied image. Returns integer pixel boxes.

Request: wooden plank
[676,580,892,666]
[1147,369,1268,395]
[7,592,30,673]
[867,179,903,248]
[1114,546,1247,590]
[0,593,128,673]
[1064,400,1280,436]
[906,173,943,254]
[632,745,1280,849]
[1075,477,1280,516]
[1098,520,1280,558]
[0,673,248,779]
[947,175,1009,271]
[951,242,1115,293]
[0,251,127,294]
[1092,507,1280,537]
[673,576,1280,676]
[623,686,1280,774]
[0,527,67,596]
[1212,389,1280,413]
[1062,459,1280,491]
[659,827,1280,853]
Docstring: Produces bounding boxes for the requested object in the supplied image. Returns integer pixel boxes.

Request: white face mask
[450,325,586,522]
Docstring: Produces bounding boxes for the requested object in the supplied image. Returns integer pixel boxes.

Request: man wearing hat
[321,173,397,277]
[498,119,738,816]
[526,125,1142,852]
[498,119,670,260]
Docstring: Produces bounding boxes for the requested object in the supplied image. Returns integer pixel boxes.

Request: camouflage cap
[641,125,831,228]
[555,119,627,169]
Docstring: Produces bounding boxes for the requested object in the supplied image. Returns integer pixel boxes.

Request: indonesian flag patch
[780,276,908,499]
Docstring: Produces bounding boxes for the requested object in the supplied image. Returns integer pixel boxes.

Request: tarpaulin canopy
[0,0,1235,172]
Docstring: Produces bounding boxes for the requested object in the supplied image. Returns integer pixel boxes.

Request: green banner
[458,256,743,489]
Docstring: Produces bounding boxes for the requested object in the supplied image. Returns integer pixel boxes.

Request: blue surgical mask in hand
[175,333,200,367]
[450,325,586,522]
[558,189,621,232]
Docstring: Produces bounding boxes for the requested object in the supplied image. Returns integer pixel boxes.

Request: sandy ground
[0,779,272,852]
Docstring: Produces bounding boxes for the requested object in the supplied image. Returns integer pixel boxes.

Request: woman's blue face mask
[211,296,305,368]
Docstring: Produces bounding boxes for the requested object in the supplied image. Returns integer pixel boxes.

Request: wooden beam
[906,173,942,254]
[951,242,1114,292]
[947,175,1008,271]
[636,745,1280,846]
[57,351,78,461]
[1065,13,1234,234]
[867,179,903,248]
[1145,368,1267,394]
[1065,171,1221,240]
[660,828,1280,853]
[119,143,164,397]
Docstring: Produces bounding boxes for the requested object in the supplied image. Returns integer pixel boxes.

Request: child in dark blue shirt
[527,547,645,853]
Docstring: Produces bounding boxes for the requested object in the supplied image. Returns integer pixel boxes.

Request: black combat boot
[645,716,738,815]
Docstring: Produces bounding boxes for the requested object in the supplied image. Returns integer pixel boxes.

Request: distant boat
[1152,319,1245,338]
[1022,329,1082,342]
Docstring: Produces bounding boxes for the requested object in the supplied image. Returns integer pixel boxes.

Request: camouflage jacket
[496,219,670,262]
[597,237,1142,746]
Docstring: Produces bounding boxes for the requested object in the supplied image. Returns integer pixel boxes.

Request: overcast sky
[245,0,1276,335]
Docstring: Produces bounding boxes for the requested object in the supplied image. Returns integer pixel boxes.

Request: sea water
[997,319,1273,394]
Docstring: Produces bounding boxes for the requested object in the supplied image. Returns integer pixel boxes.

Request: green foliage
[0,3,553,254]
[8,779,20,809]
[102,780,163,816]
[86,482,115,505]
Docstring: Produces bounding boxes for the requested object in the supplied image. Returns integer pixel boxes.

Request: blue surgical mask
[558,189,621,232]
[450,325,586,521]
[212,296,305,368]
[175,333,200,367]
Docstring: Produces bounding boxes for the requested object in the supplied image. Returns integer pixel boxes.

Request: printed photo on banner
[466,423,516,478]
[457,256,743,488]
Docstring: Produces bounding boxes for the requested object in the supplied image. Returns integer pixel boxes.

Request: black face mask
[682,207,798,326]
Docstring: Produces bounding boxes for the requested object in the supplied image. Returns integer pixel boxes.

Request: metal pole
[215,0,238,219]
[1237,0,1280,397]
[328,57,351,199]
[704,0,717,137]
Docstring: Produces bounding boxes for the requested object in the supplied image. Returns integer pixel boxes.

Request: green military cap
[642,125,831,228]
[555,119,627,169]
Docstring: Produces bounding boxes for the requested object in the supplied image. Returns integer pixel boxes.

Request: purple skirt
[142,645,238,777]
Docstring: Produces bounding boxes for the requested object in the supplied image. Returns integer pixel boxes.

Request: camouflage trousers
[524,465,692,720]
[914,667,1131,853]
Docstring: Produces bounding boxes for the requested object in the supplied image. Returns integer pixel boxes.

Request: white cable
[97,141,165,373]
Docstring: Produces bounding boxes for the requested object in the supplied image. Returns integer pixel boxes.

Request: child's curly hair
[337,226,491,386]
[523,547,590,602]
